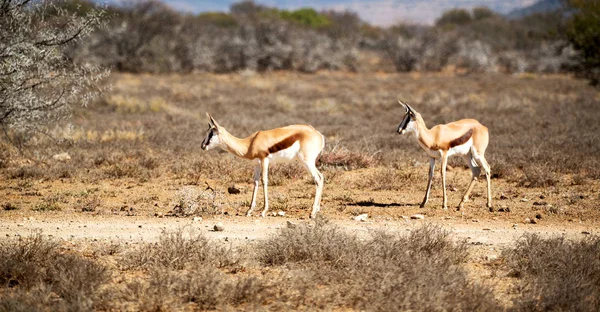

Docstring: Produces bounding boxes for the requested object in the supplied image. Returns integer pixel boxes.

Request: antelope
[201,113,325,218]
[396,101,492,211]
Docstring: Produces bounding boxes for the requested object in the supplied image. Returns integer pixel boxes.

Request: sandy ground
[2,213,595,251]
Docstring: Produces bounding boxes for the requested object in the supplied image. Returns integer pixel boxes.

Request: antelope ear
[405,103,416,115]
[206,113,220,128]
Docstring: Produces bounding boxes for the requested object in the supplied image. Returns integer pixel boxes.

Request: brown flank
[449,129,473,148]
[268,134,301,154]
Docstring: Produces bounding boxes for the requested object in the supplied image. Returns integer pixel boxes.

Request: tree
[0,0,107,142]
[567,0,600,85]
[435,9,472,28]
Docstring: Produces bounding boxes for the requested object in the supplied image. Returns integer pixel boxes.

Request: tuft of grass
[504,234,600,311]
[518,164,560,188]
[2,203,20,211]
[256,219,497,310]
[0,232,110,311]
[125,228,240,270]
[32,195,63,212]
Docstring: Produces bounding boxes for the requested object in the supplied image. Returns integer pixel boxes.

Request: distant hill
[507,0,565,19]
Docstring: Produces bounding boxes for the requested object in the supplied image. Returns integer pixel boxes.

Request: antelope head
[201,113,222,150]
[397,101,419,135]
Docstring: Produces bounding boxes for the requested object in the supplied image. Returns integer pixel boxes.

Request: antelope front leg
[421,157,435,208]
[440,152,448,210]
[246,164,261,217]
[259,158,270,217]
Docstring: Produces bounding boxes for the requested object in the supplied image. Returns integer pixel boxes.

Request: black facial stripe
[398,114,410,132]
[203,129,213,147]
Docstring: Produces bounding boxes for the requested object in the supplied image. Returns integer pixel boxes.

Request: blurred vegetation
[567,0,600,85]
[41,0,591,78]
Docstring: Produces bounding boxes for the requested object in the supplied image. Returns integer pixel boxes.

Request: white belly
[267,141,300,163]
[447,138,473,157]
[420,138,473,159]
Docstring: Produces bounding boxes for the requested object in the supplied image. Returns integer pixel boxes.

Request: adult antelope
[396,101,492,211]
[201,113,325,218]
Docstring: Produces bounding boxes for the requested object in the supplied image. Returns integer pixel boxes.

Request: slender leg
[479,156,493,210]
[246,163,262,216]
[458,154,481,211]
[440,152,448,210]
[259,158,270,217]
[305,162,324,219]
[421,157,436,208]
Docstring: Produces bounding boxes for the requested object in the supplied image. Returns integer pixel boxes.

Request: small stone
[471,219,479,222]
[483,228,491,231]
[582,231,591,235]
[444,216,453,220]
[277,211,285,217]
[486,254,498,261]
[17,223,24,227]
[286,221,296,229]
[138,225,142,228]
[354,213,369,221]
[533,201,546,206]
[539,194,546,199]
[535,213,542,220]
[512,223,518,229]
[520,198,529,202]
[524,218,531,224]
[193,216,202,222]
[500,194,508,200]
[213,222,225,231]
[530,218,537,224]
[410,214,425,220]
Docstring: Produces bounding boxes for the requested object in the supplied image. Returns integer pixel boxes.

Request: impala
[201,113,325,218]
[396,101,492,211]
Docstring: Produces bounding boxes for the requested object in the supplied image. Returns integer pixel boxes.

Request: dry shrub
[504,234,600,311]
[170,186,226,216]
[518,164,560,188]
[125,228,240,270]
[257,219,497,310]
[355,167,413,191]
[125,267,227,311]
[0,232,110,311]
[75,195,102,212]
[319,145,378,170]
[8,165,44,179]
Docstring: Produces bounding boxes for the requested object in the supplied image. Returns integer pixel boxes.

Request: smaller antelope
[201,113,325,218]
[396,101,492,211]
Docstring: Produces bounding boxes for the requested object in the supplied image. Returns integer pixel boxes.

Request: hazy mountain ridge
[507,0,565,18]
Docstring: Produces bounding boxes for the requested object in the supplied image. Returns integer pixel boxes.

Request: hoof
[419,203,426,208]
[488,206,494,212]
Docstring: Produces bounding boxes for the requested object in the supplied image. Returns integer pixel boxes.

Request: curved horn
[398,100,409,112]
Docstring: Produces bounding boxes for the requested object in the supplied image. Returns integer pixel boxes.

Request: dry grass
[257,220,498,310]
[0,232,110,311]
[503,234,600,311]
[3,72,598,187]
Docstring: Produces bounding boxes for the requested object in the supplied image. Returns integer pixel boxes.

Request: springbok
[396,101,492,211]
[201,113,325,218]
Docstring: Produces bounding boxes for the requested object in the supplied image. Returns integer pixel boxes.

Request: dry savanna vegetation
[1,71,599,310]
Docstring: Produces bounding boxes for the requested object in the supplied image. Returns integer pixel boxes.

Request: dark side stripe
[268,134,301,154]
[449,129,473,148]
